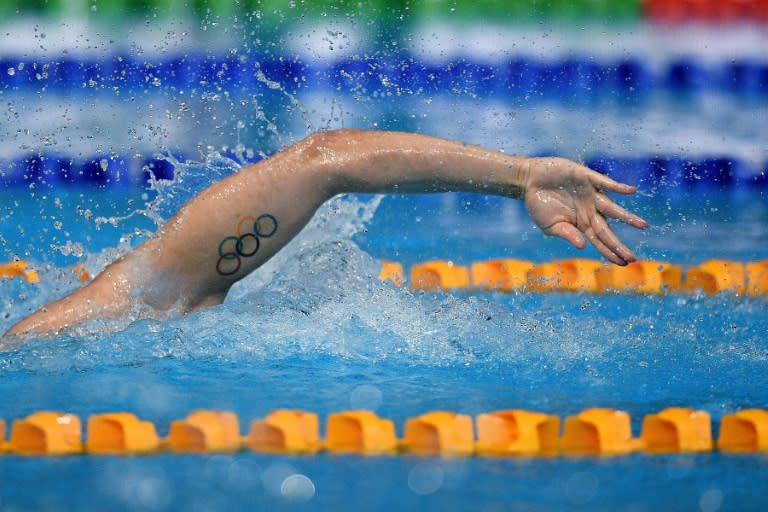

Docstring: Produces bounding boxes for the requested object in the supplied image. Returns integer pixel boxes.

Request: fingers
[584,214,637,265]
[584,168,637,195]
[546,215,637,266]
[546,222,586,250]
[585,231,629,265]
[595,192,649,229]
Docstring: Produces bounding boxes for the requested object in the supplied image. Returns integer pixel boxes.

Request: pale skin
[6,129,648,337]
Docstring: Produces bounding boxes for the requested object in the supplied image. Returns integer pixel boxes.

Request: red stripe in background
[643,0,768,22]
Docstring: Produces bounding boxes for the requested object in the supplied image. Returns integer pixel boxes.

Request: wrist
[517,157,532,200]
[493,155,529,200]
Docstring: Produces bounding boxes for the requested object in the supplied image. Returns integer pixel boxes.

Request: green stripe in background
[412,0,641,21]
[0,0,642,21]
[1,0,232,19]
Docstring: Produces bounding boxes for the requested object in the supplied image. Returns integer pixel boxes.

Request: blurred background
[1,0,766,184]
[0,5,766,511]
[0,0,766,265]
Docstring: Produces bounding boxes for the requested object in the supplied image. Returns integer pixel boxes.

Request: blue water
[1,175,767,510]
[1,14,767,512]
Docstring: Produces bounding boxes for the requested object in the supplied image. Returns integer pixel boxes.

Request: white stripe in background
[1,17,765,66]
[0,20,764,173]
[406,22,768,67]
[292,91,767,168]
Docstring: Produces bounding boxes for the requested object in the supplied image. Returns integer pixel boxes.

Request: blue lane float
[0,150,270,188]
[1,152,765,189]
[1,54,767,98]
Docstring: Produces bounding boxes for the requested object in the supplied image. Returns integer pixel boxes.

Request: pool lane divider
[2,54,768,102]
[4,258,767,296]
[2,152,767,189]
[0,261,40,284]
[380,258,768,296]
[1,407,767,456]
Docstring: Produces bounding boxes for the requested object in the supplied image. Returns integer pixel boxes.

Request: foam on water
[0,142,766,395]
[2,207,767,385]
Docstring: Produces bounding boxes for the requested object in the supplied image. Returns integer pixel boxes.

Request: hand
[522,157,649,265]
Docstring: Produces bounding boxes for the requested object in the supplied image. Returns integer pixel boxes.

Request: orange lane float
[410,260,470,291]
[0,260,40,284]
[248,409,320,454]
[167,410,241,453]
[1,407,768,457]
[325,410,397,455]
[379,261,405,287]
[9,412,83,455]
[718,408,768,453]
[640,407,713,453]
[401,258,768,296]
[526,261,576,292]
[71,264,91,282]
[595,260,683,294]
[745,260,768,296]
[404,411,475,456]
[561,408,636,456]
[86,413,161,454]
[475,410,560,456]
[470,259,534,291]
[685,259,746,295]
[526,259,602,293]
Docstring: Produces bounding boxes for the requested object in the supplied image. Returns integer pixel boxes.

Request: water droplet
[7,67,15,76]
[280,474,315,503]
[350,384,383,410]
[408,463,444,495]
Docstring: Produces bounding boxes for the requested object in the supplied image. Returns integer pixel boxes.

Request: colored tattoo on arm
[215,213,278,276]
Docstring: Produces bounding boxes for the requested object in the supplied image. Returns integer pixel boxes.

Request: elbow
[304,128,363,146]
[297,129,366,194]
[300,129,363,161]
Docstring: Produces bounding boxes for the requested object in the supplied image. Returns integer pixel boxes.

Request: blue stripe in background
[1,54,767,97]
[1,53,766,188]
[1,152,765,189]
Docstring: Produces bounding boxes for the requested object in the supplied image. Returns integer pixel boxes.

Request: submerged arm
[6,129,647,336]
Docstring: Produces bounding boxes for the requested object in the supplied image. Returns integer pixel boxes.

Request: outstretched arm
[6,129,647,336]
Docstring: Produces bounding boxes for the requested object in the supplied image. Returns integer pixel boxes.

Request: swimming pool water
[1,180,767,510]
[1,9,767,512]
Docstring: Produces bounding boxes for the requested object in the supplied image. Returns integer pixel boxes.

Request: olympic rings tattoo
[216,213,278,276]
[255,213,278,237]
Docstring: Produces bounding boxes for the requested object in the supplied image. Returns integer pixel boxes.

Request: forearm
[326,129,528,197]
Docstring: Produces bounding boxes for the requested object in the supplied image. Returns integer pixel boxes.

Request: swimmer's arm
[145,128,646,295]
[6,129,647,336]
[312,129,648,262]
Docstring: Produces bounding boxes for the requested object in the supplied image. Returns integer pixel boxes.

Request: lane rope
[1,407,765,456]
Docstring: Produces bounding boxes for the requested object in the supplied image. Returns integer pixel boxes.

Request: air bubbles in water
[349,384,383,410]
[699,488,723,512]
[564,471,599,505]
[408,463,444,495]
[280,474,315,503]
